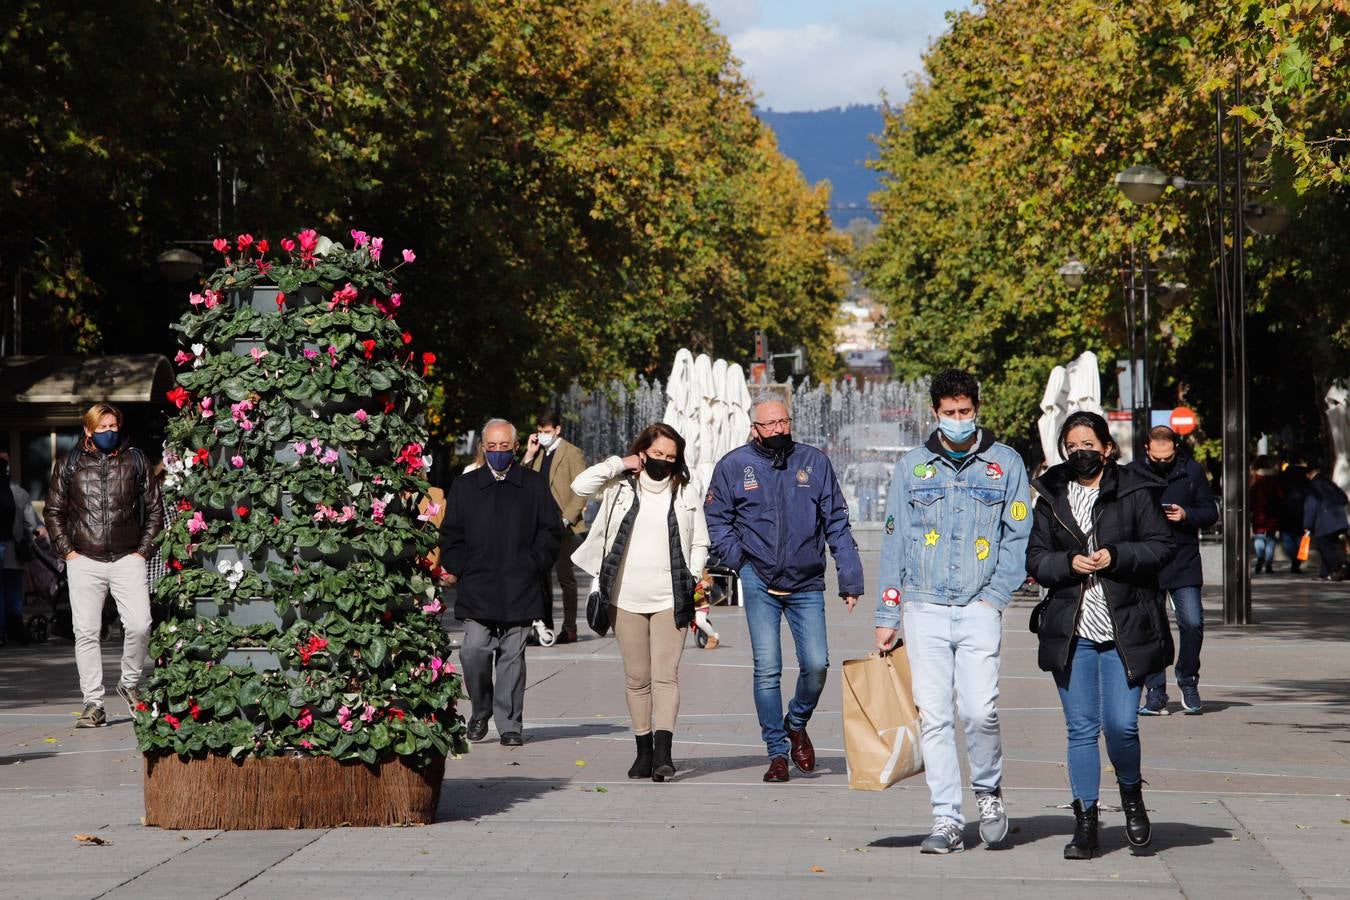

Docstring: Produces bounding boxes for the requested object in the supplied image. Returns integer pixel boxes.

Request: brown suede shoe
[785,717,815,773]
[763,756,790,783]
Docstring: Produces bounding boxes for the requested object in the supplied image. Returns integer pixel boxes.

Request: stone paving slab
[1,556,1347,899]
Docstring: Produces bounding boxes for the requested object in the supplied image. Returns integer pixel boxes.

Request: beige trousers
[612,605,687,734]
[68,553,152,705]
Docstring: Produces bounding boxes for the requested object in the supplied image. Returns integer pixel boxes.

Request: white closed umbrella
[1038,365,1068,465]
[1065,351,1104,415]
[721,363,752,457]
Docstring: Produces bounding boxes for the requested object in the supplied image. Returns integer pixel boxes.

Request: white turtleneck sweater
[612,471,676,614]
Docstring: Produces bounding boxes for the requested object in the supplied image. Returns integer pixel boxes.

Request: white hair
[481,418,518,442]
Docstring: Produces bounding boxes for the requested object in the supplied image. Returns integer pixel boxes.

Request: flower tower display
[139,230,466,829]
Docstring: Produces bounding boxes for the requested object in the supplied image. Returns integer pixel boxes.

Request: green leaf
[366,636,388,668]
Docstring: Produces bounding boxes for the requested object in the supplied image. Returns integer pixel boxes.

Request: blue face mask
[485,449,515,472]
[937,415,977,444]
[92,430,120,452]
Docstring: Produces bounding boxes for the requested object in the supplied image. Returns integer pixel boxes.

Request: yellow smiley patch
[923,529,940,547]
[1010,500,1028,521]
[975,537,991,561]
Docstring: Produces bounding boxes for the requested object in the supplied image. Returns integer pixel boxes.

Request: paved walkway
[1,540,1348,899]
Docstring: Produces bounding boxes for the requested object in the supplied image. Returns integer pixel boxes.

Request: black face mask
[643,457,675,481]
[1068,449,1105,479]
[1149,456,1177,476]
[757,433,793,469]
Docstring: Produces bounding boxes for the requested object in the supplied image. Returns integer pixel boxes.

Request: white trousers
[903,600,1005,824]
[68,554,152,705]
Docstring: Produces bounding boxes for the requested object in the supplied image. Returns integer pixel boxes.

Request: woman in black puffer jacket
[1026,412,1174,861]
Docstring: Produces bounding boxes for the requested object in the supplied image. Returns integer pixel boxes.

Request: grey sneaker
[116,682,140,716]
[920,817,965,854]
[976,790,1009,846]
[1180,684,1202,714]
[75,703,107,728]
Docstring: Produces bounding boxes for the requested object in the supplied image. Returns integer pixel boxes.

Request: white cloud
[698,1,956,111]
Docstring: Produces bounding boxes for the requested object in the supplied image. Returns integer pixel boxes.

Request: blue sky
[699,1,967,111]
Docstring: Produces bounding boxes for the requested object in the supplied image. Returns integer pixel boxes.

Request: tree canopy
[1,0,846,435]
[866,0,1350,457]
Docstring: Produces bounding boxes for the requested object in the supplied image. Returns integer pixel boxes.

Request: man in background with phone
[1129,426,1218,715]
[522,410,588,643]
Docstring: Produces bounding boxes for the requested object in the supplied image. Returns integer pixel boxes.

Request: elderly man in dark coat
[441,418,562,746]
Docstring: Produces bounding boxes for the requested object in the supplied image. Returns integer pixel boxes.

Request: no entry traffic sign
[1170,406,1198,435]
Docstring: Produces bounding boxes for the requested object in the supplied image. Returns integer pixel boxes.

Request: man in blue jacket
[874,370,1031,854]
[1128,426,1218,715]
[705,399,863,783]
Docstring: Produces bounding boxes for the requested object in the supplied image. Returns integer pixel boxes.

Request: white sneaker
[919,817,965,854]
[977,790,1009,845]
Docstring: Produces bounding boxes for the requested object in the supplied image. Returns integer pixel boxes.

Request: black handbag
[586,589,610,636]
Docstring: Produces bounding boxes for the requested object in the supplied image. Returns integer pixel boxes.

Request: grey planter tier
[220,648,289,673]
[231,285,323,314]
[197,544,251,570]
[231,335,267,357]
[194,597,296,629]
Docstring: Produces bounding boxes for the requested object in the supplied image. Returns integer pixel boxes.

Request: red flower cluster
[135,701,149,712]
[297,634,329,665]
[163,714,181,730]
[395,442,426,475]
[193,447,210,466]
[361,338,377,360]
[421,352,436,376]
[169,559,184,571]
[235,506,250,518]
[176,499,193,512]
[189,700,202,721]
[166,386,190,409]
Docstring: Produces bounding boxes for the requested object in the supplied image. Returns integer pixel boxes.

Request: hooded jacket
[874,428,1032,623]
[704,440,863,596]
[1026,461,1176,684]
[1126,454,1217,590]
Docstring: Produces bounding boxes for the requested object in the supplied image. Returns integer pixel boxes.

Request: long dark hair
[628,422,690,493]
[1057,411,1119,461]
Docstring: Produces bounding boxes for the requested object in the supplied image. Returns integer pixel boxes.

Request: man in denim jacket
[874,370,1032,854]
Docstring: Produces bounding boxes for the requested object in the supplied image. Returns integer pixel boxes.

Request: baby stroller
[24,538,120,642]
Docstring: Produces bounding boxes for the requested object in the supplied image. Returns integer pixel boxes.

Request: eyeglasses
[753,417,792,430]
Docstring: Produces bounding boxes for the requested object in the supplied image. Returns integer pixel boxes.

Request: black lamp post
[1114,88,1291,627]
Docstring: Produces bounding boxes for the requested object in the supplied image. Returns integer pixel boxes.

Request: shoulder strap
[60,445,81,492]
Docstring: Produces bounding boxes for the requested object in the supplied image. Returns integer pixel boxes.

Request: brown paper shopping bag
[842,646,924,791]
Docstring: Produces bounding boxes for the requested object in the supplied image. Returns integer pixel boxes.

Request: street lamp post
[1115,86,1290,627]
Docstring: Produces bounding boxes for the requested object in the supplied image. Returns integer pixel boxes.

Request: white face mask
[538,431,558,449]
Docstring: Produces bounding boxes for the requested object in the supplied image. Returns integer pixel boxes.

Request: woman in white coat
[572,422,709,782]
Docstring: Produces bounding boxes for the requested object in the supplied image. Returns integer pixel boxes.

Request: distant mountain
[757,104,884,227]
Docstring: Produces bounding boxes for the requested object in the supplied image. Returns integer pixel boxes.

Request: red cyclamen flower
[361,339,377,360]
[421,352,436,376]
[212,238,229,254]
[166,386,190,409]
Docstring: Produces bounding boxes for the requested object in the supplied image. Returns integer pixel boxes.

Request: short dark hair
[930,369,981,409]
[537,409,563,429]
[1058,411,1118,461]
[1147,425,1179,445]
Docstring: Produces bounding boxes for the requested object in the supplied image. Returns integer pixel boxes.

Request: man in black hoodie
[1127,426,1217,715]
[441,418,562,747]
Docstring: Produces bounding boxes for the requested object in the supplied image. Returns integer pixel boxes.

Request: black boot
[628,733,654,779]
[1064,799,1099,860]
[651,730,675,782]
[1119,782,1152,847]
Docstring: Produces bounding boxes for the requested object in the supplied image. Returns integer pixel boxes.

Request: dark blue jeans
[1145,585,1203,692]
[1054,637,1142,804]
[740,564,828,759]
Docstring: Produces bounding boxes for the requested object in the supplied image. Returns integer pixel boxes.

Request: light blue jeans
[902,600,1004,824]
[740,565,829,760]
[1055,637,1142,804]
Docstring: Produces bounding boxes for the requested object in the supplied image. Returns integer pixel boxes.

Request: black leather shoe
[500,731,524,747]
[1064,799,1099,860]
[466,719,489,742]
[555,628,578,645]
[1119,782,1152,847]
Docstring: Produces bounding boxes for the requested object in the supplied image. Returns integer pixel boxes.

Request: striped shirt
[1067,481,1114,642]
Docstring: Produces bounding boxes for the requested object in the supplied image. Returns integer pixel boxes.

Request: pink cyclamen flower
[199,397,214,418]
[188,293,205,308]
[174,350,192,365]
[354,408,368,423]
[338,506,356,523]
[297,229,319,253]
[327,345,339,368]
[280,237,296,253]
[299,739,313,749]
[370,236,383,262]
[236,234,254,251]
[212,237,229,254]
[350,229,369,247]
[320,449,340,466]
[295,709,313,730]
[249,347,269,363]
[230,455,244,468]
[401,249,415,263]
[203,289,221,309]
[328,282,359,310]
[360,705,377,723]
[388,293,402,308]
[310,438,322,452]
[423,599,444,617]
[338,706,355,732]
[293,441,308,456]
[187,511,207,535]
[303,348,319,360]
[370,498,387,523]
